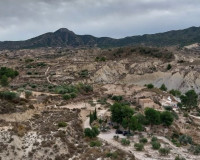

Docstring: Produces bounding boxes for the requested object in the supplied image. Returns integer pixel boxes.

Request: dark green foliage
[79,70,89,78]
[160,111,174,126]
[37,62,46,67]
[151,141,161,150]
[95,56,106,62]
[0,67,19,86]
[159,147,170,156]
[146,84,154,89]
[151,136,158,142]
[180,90,198,109]
[178,135,193,145]
[25,59,34,63]
[139,138,148,144]
[111,103,134,124]
[135,113,149,125]
[111,95,123,102]
[0,75,8,86]
[93,108,97,120]
[58,122,67,127]
[145,108,161,125]
[63,94,71,100]
[55,85,78,94]
[106,152,118,158]
[70,92,77,99]
[90,140,102,147]
[175,155,186,160]
[89,112,94,125]
[134,143,144,151]
[121,138,130,146]
[188,145,200,155]
[84,127,99,138]
[169,89,181,97]
[167,64,172,70]
[0,91,18,100]
[160,84,167,91]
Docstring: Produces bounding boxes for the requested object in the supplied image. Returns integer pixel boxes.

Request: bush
[178,135,193,145]
[106,152,118,158]
[0,75,8,86]
[25,90,32,99]
[175,155,186,160]
[188,145,200,155]
[0,91,18,100]
[167,64,172,70]
[146,84,154,89]
[169,89,181,97]
[84,127,99,138]
[63,94,71,100]
[90,140,102,147]
[134,143,144,151]
[159,147,170,156]
[139,138,148,144]
[121,138,130,146]
[58,122,67,128]
[160,111,174,126]
[70,92,77,99]
[151,141,161,150]
[160,84,167,91]
[151,136,158,142]
[111,95,123,102]
[79,70,89,78]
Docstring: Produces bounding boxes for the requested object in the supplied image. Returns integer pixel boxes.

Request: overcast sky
[0,0,200,41]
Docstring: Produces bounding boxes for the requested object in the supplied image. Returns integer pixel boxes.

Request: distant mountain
[0,26,200,50]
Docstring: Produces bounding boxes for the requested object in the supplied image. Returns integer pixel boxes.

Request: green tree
[0,75,8,86]
[93,108,97,120]
[89,112,94,125]
[180,90,198,110]
[145,108,161,125]
[160,111,174,126]
[160,84,167,91]
[111,103,134,124]
[170,89,181,97]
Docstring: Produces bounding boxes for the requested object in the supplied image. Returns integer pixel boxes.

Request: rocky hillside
[0,26,200,50]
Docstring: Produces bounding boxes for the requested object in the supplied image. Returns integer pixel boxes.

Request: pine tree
[89,112,94,125]
[93,108,97,120]
[0,75,8,86]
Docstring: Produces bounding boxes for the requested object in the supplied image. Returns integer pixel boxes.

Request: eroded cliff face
[92,58,200,94]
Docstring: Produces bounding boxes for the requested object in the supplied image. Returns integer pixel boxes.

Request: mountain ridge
[0,26,200,50]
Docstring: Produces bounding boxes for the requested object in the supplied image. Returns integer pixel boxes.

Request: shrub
[139,138,148,144]
[121,138,130,146]
[70,92,77,99]
[63,94,71,100]
[84,127,99,138]
[151,141,161,150]
[159,147,170,156]
[188,145,200,155]
[106,152,118,158]
[146,84,154,89]
[167,64,172,70]
[111,95,123,102]
[90,140,102,147]
[79,70,89,78]
[160,84,167,91]
[151,136,158,142]
[160,111,174,126]
[175,155,186,160]
[134,143,144,151]
[178,135,193,145]
[58,122,67,128]
[169,89,181,97]
[0,75,8,86]
[25,90,32,99]
[0,91,18,100]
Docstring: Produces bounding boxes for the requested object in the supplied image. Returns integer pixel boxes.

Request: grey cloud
[0,0,200,40]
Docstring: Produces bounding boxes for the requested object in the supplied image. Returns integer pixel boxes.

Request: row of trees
[111,103,174,132]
